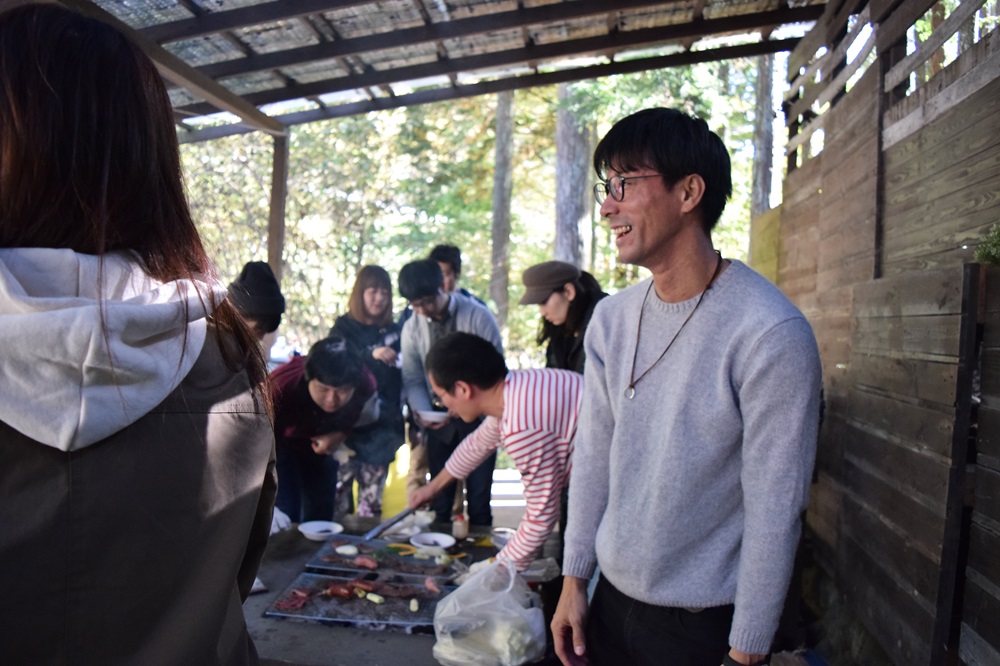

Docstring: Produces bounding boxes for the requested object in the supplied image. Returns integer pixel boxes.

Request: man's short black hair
[593,107,733,233]
[304,334,363,387]
[429,244,462,275]
[398,259,444,301]
[426,332,507,393]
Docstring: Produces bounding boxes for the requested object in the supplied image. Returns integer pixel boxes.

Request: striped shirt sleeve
[443,369,581,571]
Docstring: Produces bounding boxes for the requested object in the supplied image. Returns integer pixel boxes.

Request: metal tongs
[362,507,415,541]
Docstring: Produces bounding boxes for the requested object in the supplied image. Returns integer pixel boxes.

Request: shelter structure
[11,1,1000,664]
[26,0,824,276]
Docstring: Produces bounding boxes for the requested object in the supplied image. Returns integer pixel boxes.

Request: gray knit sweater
[562,260,821,655]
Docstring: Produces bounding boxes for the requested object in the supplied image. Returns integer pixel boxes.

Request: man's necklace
[625,252,724,400]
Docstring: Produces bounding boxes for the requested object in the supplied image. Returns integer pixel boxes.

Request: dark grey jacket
[0,329,276,666]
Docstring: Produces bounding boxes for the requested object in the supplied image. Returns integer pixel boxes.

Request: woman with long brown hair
[329,265,405,519]
[0,6,275,664]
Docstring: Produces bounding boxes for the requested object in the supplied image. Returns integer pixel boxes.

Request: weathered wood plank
[842,450,947,557]
[966,518,1000,596]
[853,313,962,357]
[883,247,982,277]
[852,266,965,317]
[977,406,1000,466]
[847,385,955,458]
[817,255,877,292]
[975,466,1000,524]
[820,149,879,205]
[806,470,842,553]
[844,404,952,502]
[884,206,1000,264]
[841,492,941,604]
[961,572,1000,660]
[838,531,934,664]
[960,620,1000,666]
[877,0,937,51]
[883,74,1000,174]
[884,136,1000,216]
[850,353,957,406]
[822,68,879,147]
[782,155,823,208]
[816,413,848,480]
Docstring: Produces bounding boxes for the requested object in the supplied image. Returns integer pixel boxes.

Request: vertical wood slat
[930,264,980,663]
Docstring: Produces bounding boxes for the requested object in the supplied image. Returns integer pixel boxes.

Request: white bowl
[298,520,344,541]
[491,527,516,548]
[416,410,449,424]
[410,532,456,549]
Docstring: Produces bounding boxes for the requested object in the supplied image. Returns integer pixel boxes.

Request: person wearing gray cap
[520,261,607,374]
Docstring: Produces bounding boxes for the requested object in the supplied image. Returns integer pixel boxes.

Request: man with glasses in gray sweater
[551,108,822,666]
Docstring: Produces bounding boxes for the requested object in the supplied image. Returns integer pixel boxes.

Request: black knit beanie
[228,261,285,316]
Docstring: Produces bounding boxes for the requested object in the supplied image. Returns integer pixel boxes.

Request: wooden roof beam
[197,0,772,80]
[179,37,800,143]
[142,0,371,44]
[178,8,819,116]
[57,0,285,136]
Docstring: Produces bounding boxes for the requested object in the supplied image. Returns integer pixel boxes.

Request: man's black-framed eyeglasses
[593,174,662,204]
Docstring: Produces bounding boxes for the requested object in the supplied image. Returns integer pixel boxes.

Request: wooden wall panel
[882,78,1000,277]
[779,156,822,303]
[748,206,781,283]
[828,266,976,666]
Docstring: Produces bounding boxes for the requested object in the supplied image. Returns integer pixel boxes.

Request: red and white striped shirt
[445,369,582,570]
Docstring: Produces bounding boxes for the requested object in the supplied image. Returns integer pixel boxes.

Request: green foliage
[975,224,1000,265]
[181,58,768,361]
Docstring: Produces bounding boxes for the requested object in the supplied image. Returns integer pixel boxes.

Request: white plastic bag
[432,560,546,666]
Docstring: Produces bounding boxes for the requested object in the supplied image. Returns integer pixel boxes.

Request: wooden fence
[751,0,1000,662]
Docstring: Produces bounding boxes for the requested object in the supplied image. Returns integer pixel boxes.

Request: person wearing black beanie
[229,261,286,339]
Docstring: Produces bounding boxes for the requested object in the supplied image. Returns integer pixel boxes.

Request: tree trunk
[490,90,515,329]
[554,84,589,267]
[751,54,774,217]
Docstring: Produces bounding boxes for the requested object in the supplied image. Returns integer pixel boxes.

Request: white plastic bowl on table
[410,532,456,549]
[415,410,449,424]
[297,520,344,542]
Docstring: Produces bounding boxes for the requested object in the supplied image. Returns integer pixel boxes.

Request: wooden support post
[268,134,289,282]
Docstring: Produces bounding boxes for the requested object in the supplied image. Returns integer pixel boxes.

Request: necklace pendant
[625,386,636,400]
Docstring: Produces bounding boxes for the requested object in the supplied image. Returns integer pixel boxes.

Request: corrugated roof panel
[190,0,269,11]
[531,16,608,45]
[234,18,321,54]
[455,63,533,84]
[442,28,524,58]
[220,70,286,95]
[281,58,351,84]
[165,33,246,67]
[436,0,519,22]
[94,0,191,28]
[361,42,440,71]
[168,87,203,108]
[324,0,425,39]
[705,0,776,20]
[619,2,697,30]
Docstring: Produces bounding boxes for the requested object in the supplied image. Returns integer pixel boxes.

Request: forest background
[181,56,783,365]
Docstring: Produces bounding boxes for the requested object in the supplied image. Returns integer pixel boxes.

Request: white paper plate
[416,410,449,424]
[410,532,456,549]
[298,520,344,541]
